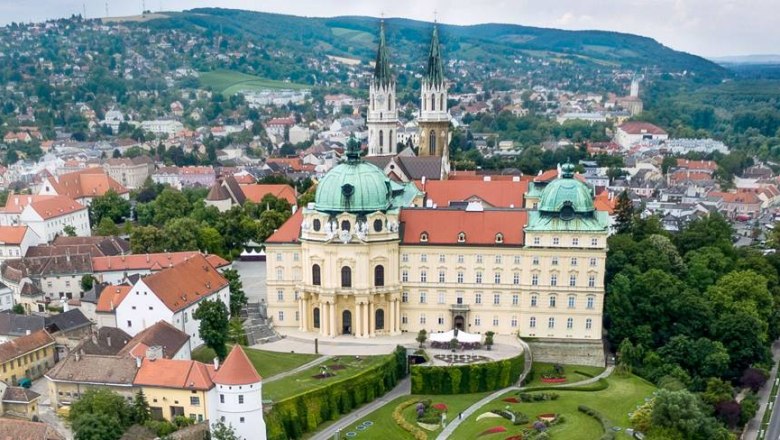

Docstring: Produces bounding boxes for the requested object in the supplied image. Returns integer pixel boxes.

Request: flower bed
[432,403,448,411]
[502,397,520,403]
[329,364,346,371]
[540,377,567,384]
[479,426,507,436]
[537,413,557,422]
[430,341,482,350]
[433,354,490,364]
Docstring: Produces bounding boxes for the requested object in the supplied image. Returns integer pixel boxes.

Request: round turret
[537,164,595,219]
[314,145,392,214]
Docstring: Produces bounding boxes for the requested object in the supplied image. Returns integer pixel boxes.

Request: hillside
[141,8,727,81]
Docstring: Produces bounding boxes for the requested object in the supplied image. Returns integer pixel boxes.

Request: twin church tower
[366,21,450,158]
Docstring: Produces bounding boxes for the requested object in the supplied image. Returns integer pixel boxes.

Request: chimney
[213,357,219,371]
[135,356,142,368]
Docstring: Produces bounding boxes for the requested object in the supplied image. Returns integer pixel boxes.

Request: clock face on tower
[376,94,386,105]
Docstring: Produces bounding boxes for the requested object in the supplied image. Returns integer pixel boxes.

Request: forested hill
[141,7,727,81]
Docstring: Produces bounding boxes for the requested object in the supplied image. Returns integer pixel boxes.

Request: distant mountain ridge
[711,54,780,65]
[139,8,728,80]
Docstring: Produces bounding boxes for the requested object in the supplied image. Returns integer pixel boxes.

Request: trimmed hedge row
[523,378,609,393]
[265,346,407,440]
[392,398,427,440]
[410,353,524,394]
[578,405,615,440]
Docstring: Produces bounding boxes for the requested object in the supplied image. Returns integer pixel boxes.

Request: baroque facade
[266,141,609,341]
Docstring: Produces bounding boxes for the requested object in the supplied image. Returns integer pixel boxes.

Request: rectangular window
[493,294,500,305]
[572,237,579,246]
[569,275,577,287]
[419,292,427,304]
[421,254,428,263]
[457,272,464,284]
[586,318,593,330]
[550,274,557,286]
[549,296,557,308]
[190,396,200,406]
[495,255,502,264]
[533,237,540,245]
[276,253,282,262]
[591,238,599,247]
[530,317,536,328]
[532,256,540,265]
[277,290,284,301]
[568,296,576,308]
[513,272,520,285]
[402,291,409,303]
[587,297,595,309]
[475,316,481,326]
[295,311,300,322]
[277,311,284,322]
[571,257,578,266]
[551,257,558,266]
[475,293,482,304]
[456,292,464,305]
[402,314,408,324]
[402,254,409,262]
[494,272,501,284]
[439,254,446,263]
[402,270,409,282]
[438,291,445,304]
[476,254,483,264]
[293,252,299,262]
[220,395,224,403]
[420,271,427,283]
[531,274,539,286]
[548,317,555,329]
[513,255,521,265]
[475,272,482,284]
[588,276,596,288]
[590,258,597,267]
[511,316,518,327]
[127,320,132,328]
[458,255,464,264]
[276,268,283,281]
[567,318,574,329]
[553,237,560,245]
[492,316,499,326]
[439,271,445,283]
[238,395,244,404]
[512,294,519,306]
[420,314,427,325]
[438,314,445,325]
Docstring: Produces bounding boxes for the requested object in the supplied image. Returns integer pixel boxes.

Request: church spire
[373,20,392,87]
[425,24,445,86]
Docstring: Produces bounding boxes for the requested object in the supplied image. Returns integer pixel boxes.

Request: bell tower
[366,20,398,157]
[418,23,449,157]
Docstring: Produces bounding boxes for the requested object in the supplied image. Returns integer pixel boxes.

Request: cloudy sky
[0,0,775,57]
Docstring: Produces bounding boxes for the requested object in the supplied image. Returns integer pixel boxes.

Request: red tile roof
[417,180,527,208]
[3,195,61,214]
[0,226,29,245]
[676,159,717,171]
[141,254,229,312]
[47,168,128,200]
[212,345,262,385]
[96,285,132,313]
[91,252,229,273]
[400,209,527,245]
[594,191,616,215]
[710,191,762,204]
[618,121,667,135]
[0,329,55,362]
[240,184,297,205]
[232,174,256,184]
[28,195,86,220]
[265,209,302,244]
[133,358,216,390]
[533,169,587,183]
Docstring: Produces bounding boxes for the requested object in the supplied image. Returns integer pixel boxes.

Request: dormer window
[457,232,466,243]
[495,233,504,244]
[420,232,429,242]
[312,219,321,232]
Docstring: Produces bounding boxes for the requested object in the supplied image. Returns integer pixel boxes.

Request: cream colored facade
[47,380,136,408]
[0,342,55,386]
[267,217,606,340]
[143,386,211,422]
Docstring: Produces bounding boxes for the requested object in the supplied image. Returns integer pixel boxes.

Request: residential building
[39,168,129,206]
[91,251,230,284]
[152,166,216,188]
[103,156,155,189]
[19,195,90,242]
[115,254,230,348]
[0,226,39,261]
[0,419,63,440]
[0,330,56,385]
[141,120,184,137]
[1,385,41,420]
[45,351,138,407]
[1,253,93,311]
[614,122,668,148]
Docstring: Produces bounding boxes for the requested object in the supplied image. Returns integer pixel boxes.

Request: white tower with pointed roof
[211,345,266,440]
[367,20,398,157]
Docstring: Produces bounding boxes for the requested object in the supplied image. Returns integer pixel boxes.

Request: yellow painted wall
[142,386,208,422]
[0,343,55,385]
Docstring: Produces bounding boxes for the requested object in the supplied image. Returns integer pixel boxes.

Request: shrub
[491,408,529,425]
[411,353,524,394]
[517,392,559,402]
[265,346,407,440]
[578,405,615,440]
[392,399,427,440]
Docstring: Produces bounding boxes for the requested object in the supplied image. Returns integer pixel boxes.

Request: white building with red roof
[39,168,129,206]
[614,121,668,148]
[115,254,230,348]
[0,226,39,260]
[18,195,90,242]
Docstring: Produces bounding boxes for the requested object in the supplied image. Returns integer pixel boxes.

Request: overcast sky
[0,0,775,58]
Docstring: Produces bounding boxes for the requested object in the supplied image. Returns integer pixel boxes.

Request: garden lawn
[199,69,308,96]
[263,354,388,402]
[325,392,492,440]
[191,345,319,379]
[453,373,655,440]
[524,362,606,388]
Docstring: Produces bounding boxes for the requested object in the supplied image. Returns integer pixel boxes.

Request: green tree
[198,226,226,256]
[484,331,495,350]
[129,226,165,253]
[89,189,131,226]
[80,274,96,292]
[223,268,247,316]
[11,304,24,314]
[63,225,77,236]
[193,299,230,360]
[147,188,191,227]
[416,329,427,348]
[131,390,151,424]
[707,270,773,321]
[95,217,119,236]
[701,377,733,406]
[69,388,132,429]
[161,217,200,251]
[256,209,288,242]
[614,190,634,234]
[72,412,124,440]
[211,421,240,440]
[650,389,730,440]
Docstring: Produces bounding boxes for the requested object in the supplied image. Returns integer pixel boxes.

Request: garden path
[436,347,613,440]
[263,355,333,383]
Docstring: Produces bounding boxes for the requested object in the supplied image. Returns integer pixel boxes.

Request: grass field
[331,27,374,46]
[191,345,319,379]
[453,374,656,440]
[198,70,308,96]
[524,362,606,388]
[329,392,492,440]
[263,354,389,402]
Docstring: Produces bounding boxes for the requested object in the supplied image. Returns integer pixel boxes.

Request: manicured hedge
[265,346,407,440]
[410,353,524,394]
[578,405,615,440]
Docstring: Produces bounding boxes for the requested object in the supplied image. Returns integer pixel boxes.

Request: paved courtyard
[231,260,266,304]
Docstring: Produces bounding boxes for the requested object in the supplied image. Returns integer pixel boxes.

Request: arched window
[374,265,385,287]
[341,220,350,231]
[312,264,321,286]
[379,129,384,147]
[420,232,429,242]
[388,97,391,111]
[440,94,444,111]
[389,130,393,152]
[313,307,320,328]
[431,93,436,111]
[375,309,385,330]
[429,130,436,155]
[457,232,466,243]
[341,266,352,288]
[495,233,504,244]
[423,95,427,111]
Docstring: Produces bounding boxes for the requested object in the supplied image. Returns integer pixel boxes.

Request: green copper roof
[314,158,392,214]
[537,164,595,214]
[425,25,445,86]
[525,210,609,232]
[373,21,393,87]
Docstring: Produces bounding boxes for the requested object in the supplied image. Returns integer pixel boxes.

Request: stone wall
[526,339,605,367]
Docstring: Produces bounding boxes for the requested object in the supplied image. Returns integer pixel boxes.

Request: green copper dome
[314,148,392,213]
[537,164,595,217]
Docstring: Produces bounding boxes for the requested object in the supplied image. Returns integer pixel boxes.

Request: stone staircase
[243,301,281,345]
